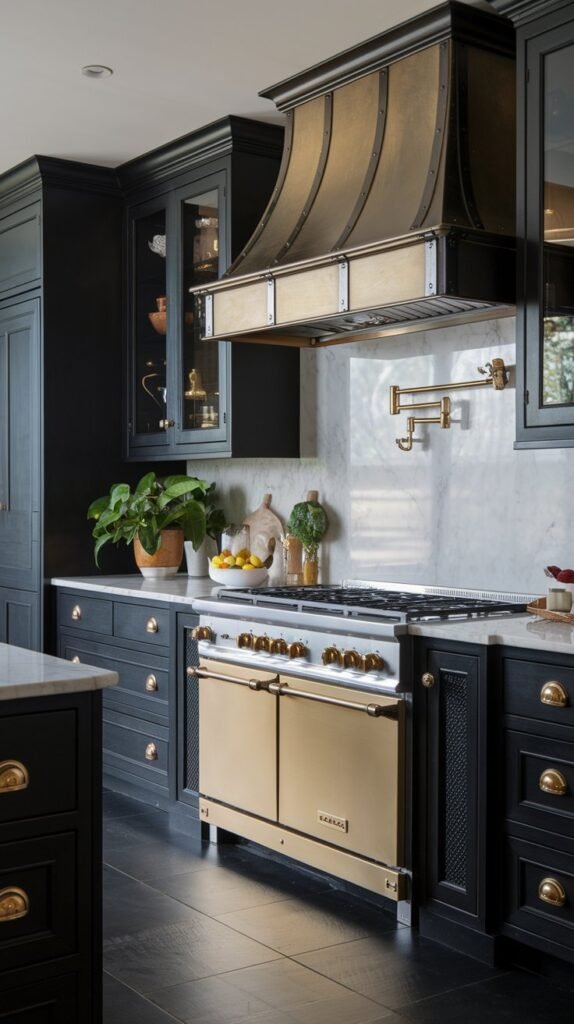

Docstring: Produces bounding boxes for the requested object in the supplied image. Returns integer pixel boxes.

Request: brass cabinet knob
[71,655,81,664]
[538,877,567,908]
[254,635,271,652]
[0,887,29,922]
[361,653,384,673]
[421,672,435,688]
[145,674,158,693]
[322,646,342,666]
[192,625,214,642]
[71,605,82,621]
[540,681,568,708]
[270,638,288,655]
[144,742,158,762]
[146,617,159,634]
[288,642,307,659]
[237,632,254,649]
[342,649,361,669]
[0,761,29,793]
[159,419,175,429]
[539,768,568,796]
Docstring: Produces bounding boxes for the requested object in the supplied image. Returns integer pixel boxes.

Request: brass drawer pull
[145,742,158,761]
[145,674,158,692]
[71,605,82,621]
[538,877,567,908]
[0,761,29,793]
[71,656,81,664]
[267,680,398,719]
[421,672,435,688]
[188,666,277,691]
[539,768,568,796]
[0,887,29,922]
[146,617,159,634]
[540,681,568,708]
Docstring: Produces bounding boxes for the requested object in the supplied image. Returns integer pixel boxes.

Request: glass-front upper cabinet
[174,176,227,448]
[518,11,574,446]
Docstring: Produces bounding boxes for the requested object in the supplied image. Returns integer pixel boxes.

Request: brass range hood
[193,2,516,348]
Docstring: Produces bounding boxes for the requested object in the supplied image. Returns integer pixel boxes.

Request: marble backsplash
[188,315,573,596]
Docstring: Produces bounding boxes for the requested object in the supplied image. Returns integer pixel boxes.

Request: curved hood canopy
[192,2,516,348]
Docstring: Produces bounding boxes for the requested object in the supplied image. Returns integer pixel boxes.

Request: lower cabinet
[0,691,102,1022]
[0,587,40,649]
[414,638,498,962]
[500,648,574,966]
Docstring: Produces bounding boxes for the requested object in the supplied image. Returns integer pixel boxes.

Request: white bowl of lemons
[208,549,268,588]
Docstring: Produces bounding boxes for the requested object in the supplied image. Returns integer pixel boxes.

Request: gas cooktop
[215,584,528,623]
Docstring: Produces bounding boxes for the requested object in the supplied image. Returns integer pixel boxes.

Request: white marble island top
[410,612,574,656]
[0,643,118,700]
[51,575,219,605]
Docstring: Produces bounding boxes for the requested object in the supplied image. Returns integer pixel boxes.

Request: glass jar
[221,524,250,556]
[303,548,319,586]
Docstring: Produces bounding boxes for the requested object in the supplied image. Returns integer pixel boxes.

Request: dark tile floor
[102,791,574,1024]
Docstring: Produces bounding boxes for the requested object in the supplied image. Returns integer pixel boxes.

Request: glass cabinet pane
[181,188,221,434]
[134,208,167,435]
[543,44,574,407]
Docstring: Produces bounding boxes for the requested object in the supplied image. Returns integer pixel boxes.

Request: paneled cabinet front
[516,4,574,447]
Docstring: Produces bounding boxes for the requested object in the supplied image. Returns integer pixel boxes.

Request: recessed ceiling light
[82,65,113,79]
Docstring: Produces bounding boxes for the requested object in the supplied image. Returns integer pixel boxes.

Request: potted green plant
[183,482,227,577]
[87,472,209,578]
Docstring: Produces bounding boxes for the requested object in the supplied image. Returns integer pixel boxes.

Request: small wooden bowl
[527,596,574,624]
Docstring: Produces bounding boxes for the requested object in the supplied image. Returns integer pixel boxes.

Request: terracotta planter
[133,529,184,578]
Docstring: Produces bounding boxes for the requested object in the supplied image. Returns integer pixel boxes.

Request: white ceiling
[1,0,485,176]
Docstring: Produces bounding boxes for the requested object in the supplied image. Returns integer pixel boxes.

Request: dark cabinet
[121,117,300,461]
[414,638,498,962]
[514,2,574,446]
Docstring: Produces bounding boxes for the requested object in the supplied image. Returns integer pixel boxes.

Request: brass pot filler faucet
[390,357,509,452]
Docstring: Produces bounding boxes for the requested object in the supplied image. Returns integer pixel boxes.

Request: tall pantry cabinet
[0,157,154,651]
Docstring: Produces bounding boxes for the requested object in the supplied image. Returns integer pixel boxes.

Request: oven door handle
[188,666,278,691]
[267,681,399,719]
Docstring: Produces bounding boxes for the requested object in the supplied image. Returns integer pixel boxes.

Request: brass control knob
[237,632,254,649]
[361,653,384,673]
[192,625,214,642]
[254,635,271,652]
[322,646,342,666]
[342,649,361,669]
[288,642,307,659]
[270,638,288,655]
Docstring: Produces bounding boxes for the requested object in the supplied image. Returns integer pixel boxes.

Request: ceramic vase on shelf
[133,528,184,578]
[185,536,216,577]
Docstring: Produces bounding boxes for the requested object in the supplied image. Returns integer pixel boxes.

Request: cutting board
[243,494,283,563]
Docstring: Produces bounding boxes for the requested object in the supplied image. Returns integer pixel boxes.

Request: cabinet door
[0,588,40,650]
[517,16,574,446]
[0,299,40,592]
[172,172,228,450]
[126,196,170,451]
[0,203,41,299]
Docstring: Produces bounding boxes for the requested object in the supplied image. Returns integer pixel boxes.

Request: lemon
[236,548,250,560]
[224,555,236,567]
[242,563,256,570]
[218,562,229,569]
[235,556,246,567]
[211,556,222,567]
[249,554,263,568]
[220,548,232,558]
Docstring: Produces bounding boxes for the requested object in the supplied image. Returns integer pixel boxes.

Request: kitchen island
[0,643,116,1023]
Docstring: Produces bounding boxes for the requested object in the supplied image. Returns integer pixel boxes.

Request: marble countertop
[51,577,574,656]
[0,643,118,700]
[409,613,574,655]
[51,575,219,604]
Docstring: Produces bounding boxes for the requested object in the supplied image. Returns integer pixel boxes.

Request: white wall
[188,316,574,595]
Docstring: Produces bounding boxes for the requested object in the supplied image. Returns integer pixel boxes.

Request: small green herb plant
[286,499,329,559]
[87,472,210,566]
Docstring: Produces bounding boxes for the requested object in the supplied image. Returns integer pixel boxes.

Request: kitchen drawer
[103,708,168,791]
[57,592,112,636]
[506,729,574,840]
[113,601,169,647]
[58,635,169,721]
[0,975,77,1021]
[504,836,574,953]
[0,832,76,972]
[504,657,574,728]
[0,710,76,826]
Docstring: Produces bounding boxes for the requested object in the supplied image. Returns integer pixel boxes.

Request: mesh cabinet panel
[439,669,468,889]
[184,630,199,794]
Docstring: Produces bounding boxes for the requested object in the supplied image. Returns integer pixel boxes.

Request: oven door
[197,658,279,821]
[275,674,404,867]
